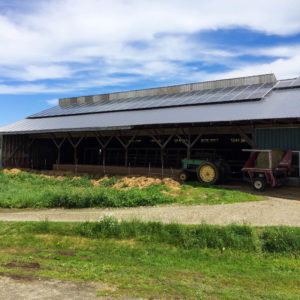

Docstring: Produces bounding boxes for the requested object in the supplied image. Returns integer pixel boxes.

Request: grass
[178,181,261,205]
[0,220,299,299]
[0,170,262,209]
[0,171,173,208]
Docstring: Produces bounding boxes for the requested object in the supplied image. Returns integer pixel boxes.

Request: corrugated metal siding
[256,128,300,150]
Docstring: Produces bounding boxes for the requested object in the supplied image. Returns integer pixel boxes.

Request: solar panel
[203,87,235,103]
[179,90,209,104]
[275,77,300,89]
[28,82,276,119]
[292,77,300,87]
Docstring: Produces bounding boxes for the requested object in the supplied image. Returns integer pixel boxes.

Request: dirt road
[0,197,299,226]
[0,273,102,300]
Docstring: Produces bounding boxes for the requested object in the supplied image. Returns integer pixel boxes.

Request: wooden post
[116,136,136,167]
[151,135,173,169]
[176,134,202,159]
[94,135,113,166]
[51,136,66,164]
[67,135,83,164]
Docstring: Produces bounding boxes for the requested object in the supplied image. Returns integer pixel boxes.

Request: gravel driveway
[0,197,299,226]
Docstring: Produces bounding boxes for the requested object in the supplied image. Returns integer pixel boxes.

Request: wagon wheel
[252,177,266,191]
[196,162,219,185]
[178,171,189,183]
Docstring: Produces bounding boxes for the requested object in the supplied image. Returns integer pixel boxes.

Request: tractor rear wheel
[196,162,219,185]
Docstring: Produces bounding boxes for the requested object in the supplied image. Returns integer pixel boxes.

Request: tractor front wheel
[178,171,189,183]
[196,162,219,185]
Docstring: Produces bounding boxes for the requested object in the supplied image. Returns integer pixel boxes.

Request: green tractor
[178,158,231,185]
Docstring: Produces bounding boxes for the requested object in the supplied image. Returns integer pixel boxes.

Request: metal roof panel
[1,88,300,135]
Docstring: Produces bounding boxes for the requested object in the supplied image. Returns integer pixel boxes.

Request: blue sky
[1,0,300,127]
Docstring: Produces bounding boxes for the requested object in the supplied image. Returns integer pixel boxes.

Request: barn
[0,73,300,182]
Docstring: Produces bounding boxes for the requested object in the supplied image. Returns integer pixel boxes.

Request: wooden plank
[30,124,260,139]
[53,164,181,179]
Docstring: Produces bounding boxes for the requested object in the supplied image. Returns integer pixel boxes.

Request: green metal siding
[256,128,300,150]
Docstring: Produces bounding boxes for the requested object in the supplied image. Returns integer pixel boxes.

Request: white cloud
[47,98,59,105]
[215,56,300,80]
[0,64,73,81]
[0,84,72,94]
[0,0,300,94]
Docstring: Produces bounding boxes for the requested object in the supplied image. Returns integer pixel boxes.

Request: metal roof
[1,87,300,135]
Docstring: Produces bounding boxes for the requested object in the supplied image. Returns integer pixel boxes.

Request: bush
[2,219,299,254]
[73,218,259,251]
[261,227,300,253]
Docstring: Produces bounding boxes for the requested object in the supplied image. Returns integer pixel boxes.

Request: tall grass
[0,171,173,208]
[3,218,299,254]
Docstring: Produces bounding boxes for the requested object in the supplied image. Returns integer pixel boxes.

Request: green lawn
[0,170,262,208]
[177,182,262,205]
[0,220,299,299]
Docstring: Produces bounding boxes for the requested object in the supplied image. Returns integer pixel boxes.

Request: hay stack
[255,149,285,169]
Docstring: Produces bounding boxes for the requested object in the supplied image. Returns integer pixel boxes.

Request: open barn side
[1,123,256,177]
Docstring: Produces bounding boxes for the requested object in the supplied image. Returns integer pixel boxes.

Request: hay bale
[255,149,285,169]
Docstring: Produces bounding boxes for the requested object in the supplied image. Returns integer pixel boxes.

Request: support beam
[67,134,83,164]
[51,136,66,164]
[31,124,262,140]
[116,135,136,166]
[151,135,174,169]
[237,127,254,148]
[94,134,113,166]
[176,134,202,159]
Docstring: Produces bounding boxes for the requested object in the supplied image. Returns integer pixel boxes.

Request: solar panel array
[29,82,275,119]
[275,77,300,89]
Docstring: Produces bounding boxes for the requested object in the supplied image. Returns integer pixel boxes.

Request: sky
[1,0,300,127]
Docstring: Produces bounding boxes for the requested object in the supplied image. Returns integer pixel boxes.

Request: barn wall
[2,135,31,168]
[256,128,300,150]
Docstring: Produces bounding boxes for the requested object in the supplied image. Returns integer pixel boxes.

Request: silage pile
[3,168,181,191]
[93,176,181,190]
[3,168,23,175]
